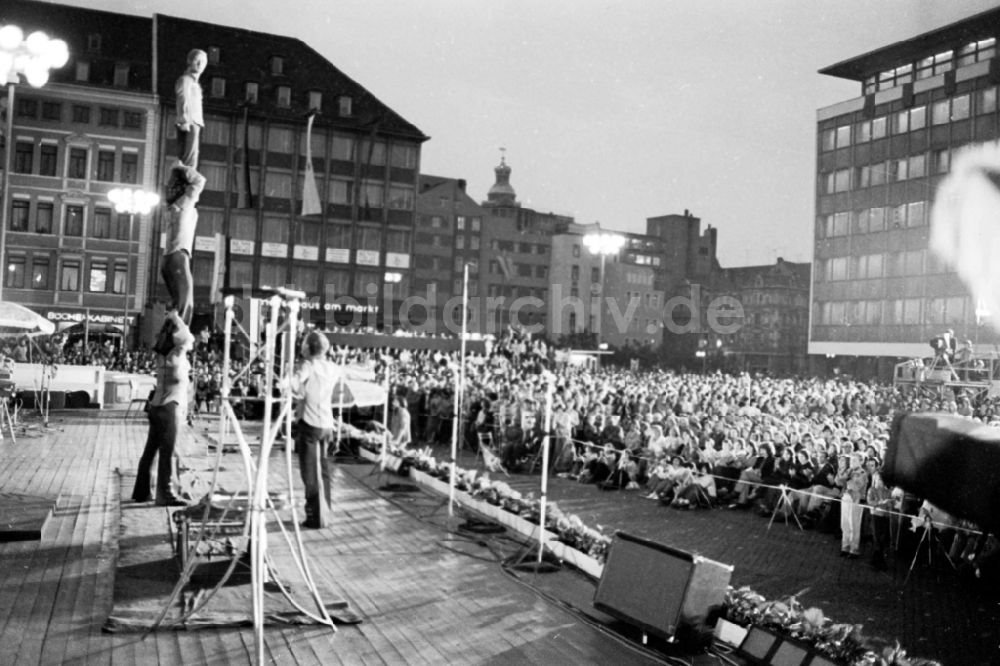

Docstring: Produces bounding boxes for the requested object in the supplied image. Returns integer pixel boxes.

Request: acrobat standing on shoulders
[154,163,205,355]
[175,48,206,168]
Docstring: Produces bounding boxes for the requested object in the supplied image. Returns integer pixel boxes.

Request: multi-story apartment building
[1,3,427,345]
[1,2,158,342]
[718,258,810,374]
[413,175,485,333]
[812,8,1000,379]
[479,156,571,336]
[548,222,664,349]
[152,15,427,335]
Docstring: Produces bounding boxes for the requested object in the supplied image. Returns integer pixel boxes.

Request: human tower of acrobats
[131,49,207,506]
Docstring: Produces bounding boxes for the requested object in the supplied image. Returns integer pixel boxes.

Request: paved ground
[399,441,1000,666]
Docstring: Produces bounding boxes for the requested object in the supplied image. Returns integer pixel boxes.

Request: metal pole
[448,263,469,518]
[123,212,134,349]
[598,252,606,345]
[0,84,16,302]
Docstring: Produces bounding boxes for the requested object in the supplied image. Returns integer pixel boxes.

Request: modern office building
[152,14,427,336]
[812,8,1000,378]
[0,2,158,342]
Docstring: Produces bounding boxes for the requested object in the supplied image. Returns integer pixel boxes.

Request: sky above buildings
[46,0,1000,266]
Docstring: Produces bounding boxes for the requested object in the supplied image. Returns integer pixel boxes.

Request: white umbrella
[331,378,387,408]
[0,302,55,337]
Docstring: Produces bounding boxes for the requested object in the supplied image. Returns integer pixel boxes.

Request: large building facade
[1,2,426,345]
[152,15,426,335]
[811,9,1000,377]
[0,2,158,339]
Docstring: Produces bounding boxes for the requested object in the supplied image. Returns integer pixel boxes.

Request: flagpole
[448,263,469,517]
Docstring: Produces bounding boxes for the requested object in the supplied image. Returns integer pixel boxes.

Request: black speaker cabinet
[593,531,733,639]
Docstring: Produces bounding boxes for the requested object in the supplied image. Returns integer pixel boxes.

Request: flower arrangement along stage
[361,441,939,665]
[723,587,941,666]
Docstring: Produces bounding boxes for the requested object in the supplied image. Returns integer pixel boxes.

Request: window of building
[269,55,284,75]
[96,150,115,182]
[855,165,871,188]
[38,144,57,177]
[92,208,111,238]
[16,98,37,118]
[113,63,129,87]
[456,234,465,250]
[65,205,84,236]
[115,213,130,240]
[916,50,953,79]
[359,139,386,165]
[470,236,480,250]
[276,85,291,107]
[68,148,87,179]
[60,259,80,291]
[572,244,580,258]
[244,82,259,104]
[72,105,90,124]
[4,255,25,289]
[327,178,352,205]
[10,200,29,231]
[112,262,128,294]
[41,101,61,120]
[36,203,53,234]
[99,108,119,126]
[308,90,322,112]
[931,99,950,125]
[208,46,221,65]
[908,154,926,179]
[210,76,226,98]
[14,142,33,174]
[871,116,887,139]
[952,94,971,121]
[87,33,101,52]
[122,111,142,129]
[88,260,107,292]
[826,257,848,281]
[361,181,384,208]
[907,201,927,227]
[957,38,995,67]
[31,257,49,289]
[471,216,481,232]
[389,143,417,169]
[386,228,410,253]
[980,86,998,115]
[357,226,381,251]
[267,127,293,153]
[384,184,413,209]
[456,216,466,231]
[338,95,352,117]
[855,120,871,143]
[933,148,950,174]
[890,158,908,182]
[120,152,138,184]
[863,207,886,233]
[75,61,89,82]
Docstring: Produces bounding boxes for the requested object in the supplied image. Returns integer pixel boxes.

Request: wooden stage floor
[0,413,668,666]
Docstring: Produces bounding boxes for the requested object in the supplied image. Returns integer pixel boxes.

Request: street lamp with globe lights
[0,25,69,301]
[108,188,160,348]
[582,227,626,346]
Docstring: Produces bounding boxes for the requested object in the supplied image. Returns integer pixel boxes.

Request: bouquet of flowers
[722,587,941,666]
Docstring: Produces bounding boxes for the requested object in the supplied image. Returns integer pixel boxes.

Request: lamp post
[0,25,69,302]
[582,226,626,347]
[108,188,159,349]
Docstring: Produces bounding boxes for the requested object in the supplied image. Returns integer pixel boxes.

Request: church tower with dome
[484,151,520,209]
